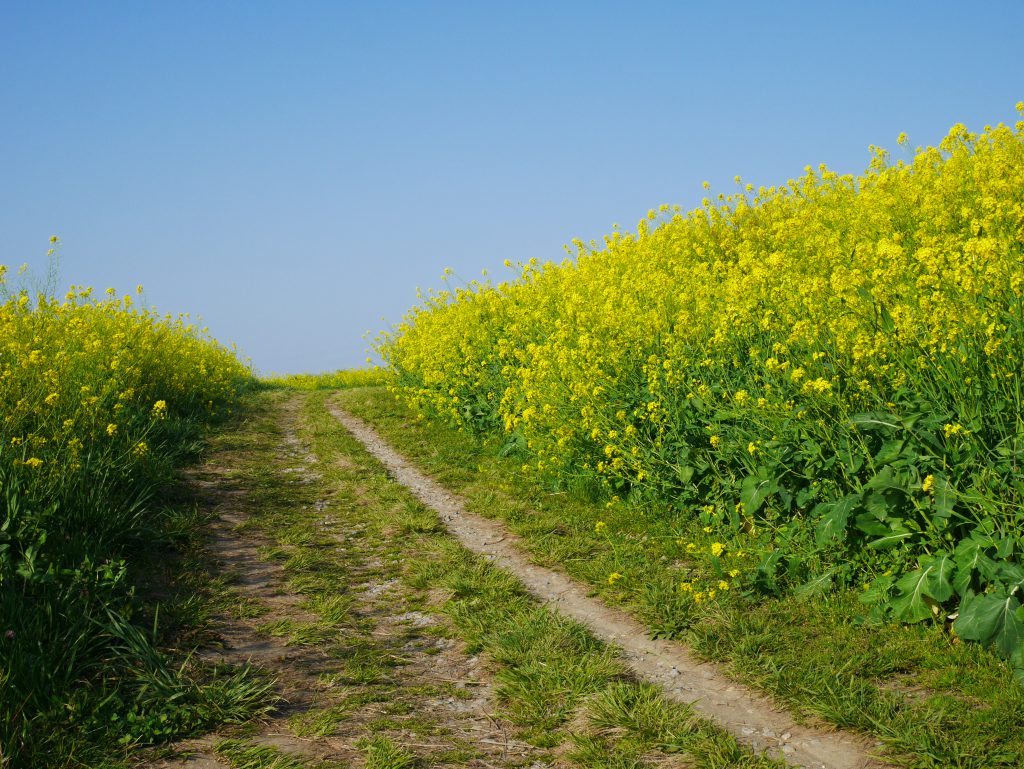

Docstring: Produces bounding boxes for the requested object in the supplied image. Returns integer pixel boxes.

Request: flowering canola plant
[380,108,1024,664]
[0,247,250,758]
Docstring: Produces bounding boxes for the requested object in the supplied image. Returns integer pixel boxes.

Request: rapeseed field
[382,108,1024,670]
[262,367,389,390]
[0,245,263,766]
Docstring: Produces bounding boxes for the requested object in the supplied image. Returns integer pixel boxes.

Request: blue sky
[2,2,1022,374]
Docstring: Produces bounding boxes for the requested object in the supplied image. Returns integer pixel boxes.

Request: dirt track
[329,402,891,769]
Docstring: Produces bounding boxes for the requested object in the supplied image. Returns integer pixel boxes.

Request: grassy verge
[339,385,1024,769]
[205,388,788,768]
[0,261,275,767]
[1,416,278,769]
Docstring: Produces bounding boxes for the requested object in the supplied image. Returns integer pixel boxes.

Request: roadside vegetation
[261,368,390,391]
[379,107,1024,676]
[0,248,273,768]
[342,385,1024,767]
[183,388,789,769]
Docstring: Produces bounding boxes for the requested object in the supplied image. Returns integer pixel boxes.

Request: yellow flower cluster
[261,367,390,390]
[0,256,248,486]
[381,111,1024,514]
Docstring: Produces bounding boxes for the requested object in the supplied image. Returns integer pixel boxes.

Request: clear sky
[2,2,1022,374]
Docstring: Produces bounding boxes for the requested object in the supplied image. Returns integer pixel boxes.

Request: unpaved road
[147,391,891,769]
[328,403,889,769]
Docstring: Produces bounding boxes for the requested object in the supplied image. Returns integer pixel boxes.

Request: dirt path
[148,392,551,769]
[327,404,889,769]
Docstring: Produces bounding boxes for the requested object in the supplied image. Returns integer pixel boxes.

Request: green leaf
[794,570,835,598]
[866,529,913,550]
[1012,643,1024,687]
[859,574,894,606]
[855,512,890,537]
[878,303,896,333]
[927,554,956,602]
[933,474,955,519]
[814,494,859,546]
[997,562,1024,591]
[874,439,906,466]
[837,437,865,474]
[849,412,901,433]
[953,539,997,596]
[890,565,937,623]
[865,465,898,490]
[740,473,775,516]
[953,592,1023,659]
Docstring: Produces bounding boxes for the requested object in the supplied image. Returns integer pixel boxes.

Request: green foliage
[0,255,263,767]
[345,386,1024,766]
[379,112,1024,672]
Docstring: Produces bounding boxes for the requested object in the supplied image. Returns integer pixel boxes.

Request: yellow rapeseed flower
[943,423,964,438]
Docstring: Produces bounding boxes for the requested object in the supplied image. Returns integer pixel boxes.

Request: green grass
[216,739,341,769]
[300,389,785,767]
[339,385,1024,769]
[358,735,420,769]
[212,389,788,768]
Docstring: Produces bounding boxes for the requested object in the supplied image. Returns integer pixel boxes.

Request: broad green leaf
[867,529,913,550]
[952,539,999,596]
[740,474,775,515]
[794,570,835,598]
[865,466,897,490]
[997,562,1024,591]
[926,554,955,602]
[995,534,1016,560]
[874,439,906,466]
[837,437,865,473]
[849,412,901,433]
[855,512,890,537]
[953,592,1024,659]
[932,474,955,519]
[890,566,937,623]
[814,494,859,546]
